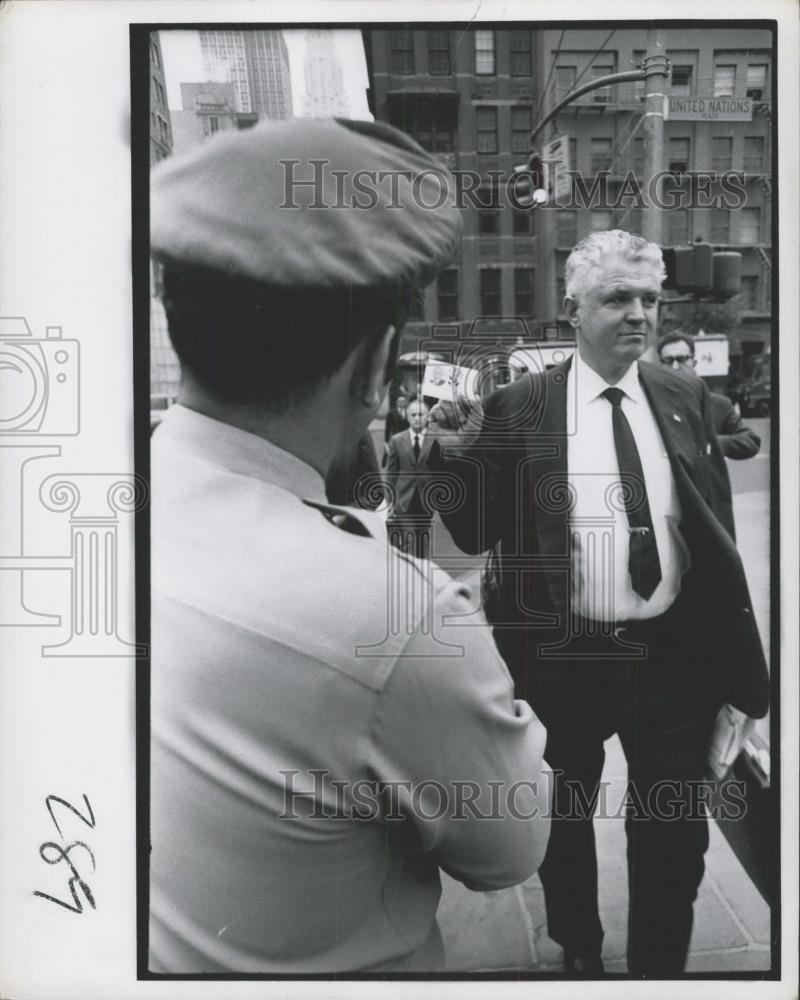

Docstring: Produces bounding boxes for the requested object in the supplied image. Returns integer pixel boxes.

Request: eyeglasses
[660,355,694,366]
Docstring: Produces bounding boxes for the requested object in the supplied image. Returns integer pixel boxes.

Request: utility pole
[641,32,669,244]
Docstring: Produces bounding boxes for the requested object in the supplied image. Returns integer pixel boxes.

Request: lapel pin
[706,443,712,454]
[672,414,682,423]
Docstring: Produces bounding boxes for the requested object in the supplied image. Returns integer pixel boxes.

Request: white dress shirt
[408,427,426,452]
[566,352,689,621]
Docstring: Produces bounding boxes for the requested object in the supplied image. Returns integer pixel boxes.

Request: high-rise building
[150,33,173,165]
[170,82,258,156]
[302,30,349,117]
[199,30,292,119]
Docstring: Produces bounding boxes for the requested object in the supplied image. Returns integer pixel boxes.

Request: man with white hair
[430,230,768,978]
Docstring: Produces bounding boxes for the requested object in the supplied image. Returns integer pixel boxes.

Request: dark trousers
[532,624,719,978]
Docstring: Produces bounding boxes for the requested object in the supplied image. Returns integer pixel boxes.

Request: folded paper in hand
[422,363,480,402]
[706,703,755,780]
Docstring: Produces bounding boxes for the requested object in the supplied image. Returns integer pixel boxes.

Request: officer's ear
[352,325,396,409]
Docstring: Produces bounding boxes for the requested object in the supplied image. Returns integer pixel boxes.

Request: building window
[713,65,736,98]
[743,136,765,172]
[667,208,690,245]
[513,207,533,236]
[416,123,454,154]
[515,268,535,317]
[746,64,768,101]
[511,106,532,154]
[711,136,733,172]
[437,269,459,321]
[739,208,761,244]
[668,137,691,174]
[150,39,161,68]
[510,30,532,76]
[591,210,614,232]
[476,106,498,154]
[556,211,577,247]
[592,63,615,104]
[671,65,693,95]
[590,137,613,173]
[475,30,495,75]
[739,275,760,311]
[153,77,166,106]
[710,208,730,243]
[477,187,500,235]
[156,114,170,144]
[555,65,576,102]
[480,269,502,314]
[569,137,578,174]
[390,30,415,74]
[208,116,219,134]
[427,31,451,75]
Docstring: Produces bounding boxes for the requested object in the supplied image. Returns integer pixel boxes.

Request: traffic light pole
[525,54,671,238]
[641,51,669,243]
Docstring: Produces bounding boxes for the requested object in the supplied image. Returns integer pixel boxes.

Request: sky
[158,28,372,119]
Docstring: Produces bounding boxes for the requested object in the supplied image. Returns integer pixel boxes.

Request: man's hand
[427,397,485,453]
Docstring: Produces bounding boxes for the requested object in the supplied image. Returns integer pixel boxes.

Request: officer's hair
[161,264,413,411]
[564,230,666,300]
[657,331,696,357]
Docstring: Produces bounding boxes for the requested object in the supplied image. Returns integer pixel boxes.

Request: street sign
[668,96,753,122]
[543,134,571,201]
[694,334,729,377]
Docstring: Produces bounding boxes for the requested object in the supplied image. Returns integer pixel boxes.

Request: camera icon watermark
[0,317,80,436]
[0,316,144,656]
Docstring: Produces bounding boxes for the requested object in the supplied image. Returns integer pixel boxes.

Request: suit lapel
[526,358,571,617]
[418,433,433,466]
[637,363,706,497]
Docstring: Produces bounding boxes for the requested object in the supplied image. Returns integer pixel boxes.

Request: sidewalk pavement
[437,730,772,974]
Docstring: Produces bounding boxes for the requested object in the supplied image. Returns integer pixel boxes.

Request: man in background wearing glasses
[657,332,761,461]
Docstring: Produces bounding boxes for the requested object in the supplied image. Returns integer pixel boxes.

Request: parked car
[738,354,772,416]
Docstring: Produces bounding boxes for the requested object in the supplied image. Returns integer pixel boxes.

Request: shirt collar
[574,350,643,405]
[158,404,327,502]
[409,427,426,440]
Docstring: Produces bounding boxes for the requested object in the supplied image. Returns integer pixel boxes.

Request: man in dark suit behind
[657,332,761,461]
[385,398,435,559]
[429,230,769,978]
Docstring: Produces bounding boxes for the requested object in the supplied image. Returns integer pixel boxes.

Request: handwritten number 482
[33,794,96,914]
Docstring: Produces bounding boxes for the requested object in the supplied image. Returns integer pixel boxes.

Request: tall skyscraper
[199,29,291,119]
[302,30,348,117]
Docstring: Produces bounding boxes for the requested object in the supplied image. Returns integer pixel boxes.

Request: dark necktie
[413,435,421,462]
[601,387,662,601]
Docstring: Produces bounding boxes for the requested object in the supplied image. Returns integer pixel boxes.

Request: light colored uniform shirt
[566,352,688,621]
[149,405,548,974]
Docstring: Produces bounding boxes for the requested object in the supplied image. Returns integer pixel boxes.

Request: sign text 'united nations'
[668,96,753,122]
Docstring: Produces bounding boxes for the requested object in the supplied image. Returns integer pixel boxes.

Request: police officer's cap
[151,117,462,292]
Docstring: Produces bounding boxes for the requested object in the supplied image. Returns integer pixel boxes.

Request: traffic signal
[662,243,741,301]
[512,154,548,206]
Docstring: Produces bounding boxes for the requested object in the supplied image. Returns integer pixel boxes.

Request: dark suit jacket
[433,358,769,719]
[326,432,381,509]
[710,391,761,460]
[385,430,435,517]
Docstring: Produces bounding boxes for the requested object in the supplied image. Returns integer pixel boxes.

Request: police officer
[149,117,550,974]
